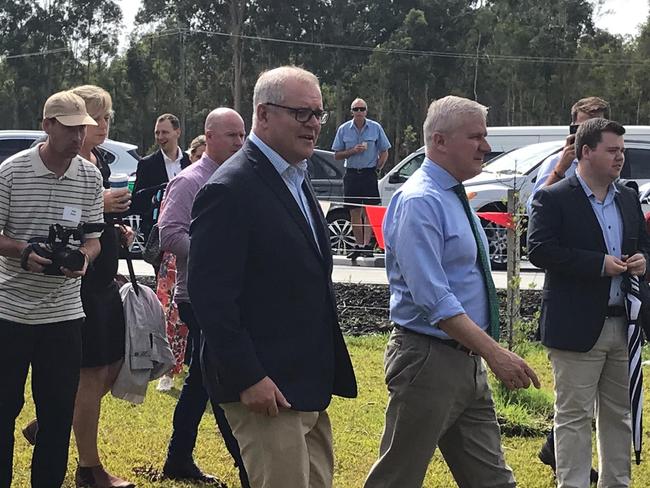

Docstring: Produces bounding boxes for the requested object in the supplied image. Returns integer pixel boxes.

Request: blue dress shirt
[249,132,321,253]
[331,118,391,169]
[527,153,577,214]
[383,158,489,339]
[575,172,624,306]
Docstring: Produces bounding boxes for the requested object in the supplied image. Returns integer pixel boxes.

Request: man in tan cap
[0,90,105,487]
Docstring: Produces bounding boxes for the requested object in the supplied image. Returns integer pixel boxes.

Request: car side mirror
[388,173,405,184]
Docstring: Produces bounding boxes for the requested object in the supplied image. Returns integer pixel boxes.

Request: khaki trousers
[221,402,333,488]
[364,327,515,488]
[548,316,631,488]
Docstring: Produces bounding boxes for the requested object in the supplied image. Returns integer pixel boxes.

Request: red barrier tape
[364,205,513,250]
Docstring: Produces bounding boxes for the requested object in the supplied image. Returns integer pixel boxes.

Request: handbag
[142,223,162,268]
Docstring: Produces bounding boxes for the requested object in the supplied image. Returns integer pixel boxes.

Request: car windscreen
[482,141,562,176]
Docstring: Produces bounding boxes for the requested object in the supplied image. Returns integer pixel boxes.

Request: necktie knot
[453,183,468,201]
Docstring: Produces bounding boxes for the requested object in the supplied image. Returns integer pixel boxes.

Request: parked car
[0,130,143,255]
[0,130,140,176]
[380,138,650,269]
[307,149,358,254]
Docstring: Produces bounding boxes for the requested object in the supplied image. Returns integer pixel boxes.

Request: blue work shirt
[249,132,321,254]
[575,172,624,306]
[527,152,577,214]
[331,118,391,169]
[383,158,489,339]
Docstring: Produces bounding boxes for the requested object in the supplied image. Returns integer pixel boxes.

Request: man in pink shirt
[158,107,249,485]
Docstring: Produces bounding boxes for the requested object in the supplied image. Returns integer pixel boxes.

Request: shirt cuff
[427,293,466,329]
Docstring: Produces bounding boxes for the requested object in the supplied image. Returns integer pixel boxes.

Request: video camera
[24,222,104,275]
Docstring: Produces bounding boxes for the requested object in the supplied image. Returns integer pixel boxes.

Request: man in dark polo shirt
[332,98,391,259]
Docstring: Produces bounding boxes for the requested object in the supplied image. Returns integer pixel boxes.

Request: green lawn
[11,335,650,487]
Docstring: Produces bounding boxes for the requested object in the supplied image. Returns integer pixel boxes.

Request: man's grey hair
[252,66,320,108]
[423,96,488,148]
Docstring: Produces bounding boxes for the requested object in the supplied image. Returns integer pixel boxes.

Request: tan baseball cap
[43,90,97,126]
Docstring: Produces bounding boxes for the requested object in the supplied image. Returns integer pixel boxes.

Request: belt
[394,324,476,355]
[346,167,376,173]
[606,305,626,317]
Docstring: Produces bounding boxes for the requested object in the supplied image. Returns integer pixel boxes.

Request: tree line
[1,0,650,167]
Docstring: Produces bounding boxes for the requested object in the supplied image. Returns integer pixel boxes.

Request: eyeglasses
[265,103,329,125]
[351,107,367,112]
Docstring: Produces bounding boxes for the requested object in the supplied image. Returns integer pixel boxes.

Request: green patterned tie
[453,184,500,340]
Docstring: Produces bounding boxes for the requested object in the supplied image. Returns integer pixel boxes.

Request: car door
[0,137,38,163]
[307,151,344,201]
[379,152,425,206]
[621,143,650,188]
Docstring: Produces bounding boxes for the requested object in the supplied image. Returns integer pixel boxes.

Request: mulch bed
[137,276,542,336]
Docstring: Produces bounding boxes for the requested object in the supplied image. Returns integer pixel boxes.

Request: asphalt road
[119,258,545,290]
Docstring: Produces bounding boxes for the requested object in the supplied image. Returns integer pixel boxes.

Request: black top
[81,149,119,291]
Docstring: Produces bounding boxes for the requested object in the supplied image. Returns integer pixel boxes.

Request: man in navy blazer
[528,118,650,487]
[132,113,190,235]
[188,66,357,488]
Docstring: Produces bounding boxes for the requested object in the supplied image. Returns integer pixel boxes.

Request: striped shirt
[0,145,104,325]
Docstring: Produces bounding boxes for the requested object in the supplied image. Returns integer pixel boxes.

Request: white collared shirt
[162,146,183,181]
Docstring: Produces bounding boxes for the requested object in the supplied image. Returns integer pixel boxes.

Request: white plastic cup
[109,173,129,189]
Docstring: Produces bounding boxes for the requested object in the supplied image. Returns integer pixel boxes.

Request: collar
[31,144,83,180]
[248,131,308,177]
[162,146,183,165]
[421,157,462,190]
[197,152,219,168]
[575,171,619,203]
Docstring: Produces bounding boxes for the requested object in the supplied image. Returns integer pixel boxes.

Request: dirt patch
[135,276,542,336]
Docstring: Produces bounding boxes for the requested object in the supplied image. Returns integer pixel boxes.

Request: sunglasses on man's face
[352,107,367,112]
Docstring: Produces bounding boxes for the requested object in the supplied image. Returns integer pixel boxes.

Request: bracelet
[553,169,565,179]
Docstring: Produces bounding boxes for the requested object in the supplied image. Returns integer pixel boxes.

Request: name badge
[62,206,82,225]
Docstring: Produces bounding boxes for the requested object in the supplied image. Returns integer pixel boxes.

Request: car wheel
[481,219,508,270]
[326,209,355,255]
[124,214,145,258]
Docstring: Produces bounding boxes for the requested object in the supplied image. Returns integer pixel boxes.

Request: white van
[378,125,650,207]
[378,126,650,268]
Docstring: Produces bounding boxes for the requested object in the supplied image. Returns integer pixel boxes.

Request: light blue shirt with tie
[383,158,489,339]
[248,132,321,253]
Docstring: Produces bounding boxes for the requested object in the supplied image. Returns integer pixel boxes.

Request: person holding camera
[0,91,104,487]
[22,85,135,488]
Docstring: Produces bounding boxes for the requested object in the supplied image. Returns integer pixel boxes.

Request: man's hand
[484,346,541,391]
[240,376,291,416]
[624,253,646,276]
[104,188,131,214]
[554,135,576,175]
[23,244,52,273]
[60,251,89,278]
[351,143,366,155]
[604,255,627,276]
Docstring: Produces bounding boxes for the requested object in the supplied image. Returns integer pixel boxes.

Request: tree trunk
[229,0,245,113]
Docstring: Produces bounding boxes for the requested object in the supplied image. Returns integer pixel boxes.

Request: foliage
[1,1,650,162]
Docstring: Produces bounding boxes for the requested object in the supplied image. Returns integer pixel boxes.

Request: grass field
[10,335,650,487]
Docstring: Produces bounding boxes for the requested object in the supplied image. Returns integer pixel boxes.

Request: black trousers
[0,318,82,488]
[168,302,249,488]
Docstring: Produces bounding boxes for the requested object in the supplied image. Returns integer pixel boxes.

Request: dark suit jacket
[131,148,190,219]
[187,140,357,411]
[527,175,650,352]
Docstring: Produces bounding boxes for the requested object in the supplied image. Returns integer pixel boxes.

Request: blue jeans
[168,302,249,487]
